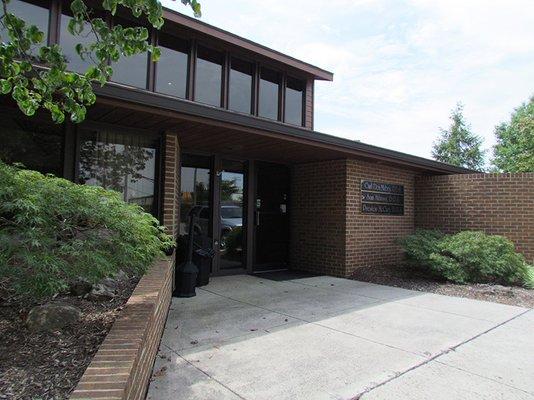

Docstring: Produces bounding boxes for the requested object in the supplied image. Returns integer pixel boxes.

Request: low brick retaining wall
[70,256,174,400]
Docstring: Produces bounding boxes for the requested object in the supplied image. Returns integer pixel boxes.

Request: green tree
[0,0,201,124]
[492,96,534,172]
[432,103,485,170]
[221,178,241,202]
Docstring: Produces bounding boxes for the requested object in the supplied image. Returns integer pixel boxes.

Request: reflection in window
[112,52,148,88]
[180,154,211,236]
[195,46,222,107]
[0,0,49,56]
[77,129,159,215]
[155,33,189,98]
[258,68,280,120]
[60,13,98,73]
[111,19,148,88]
[229,58,253,114]
[0,111,63,176]
[219,160,245,270]
[285,77,304,126]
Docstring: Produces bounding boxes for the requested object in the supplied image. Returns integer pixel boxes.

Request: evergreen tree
[492,96,534,172]
[432,103,485,170]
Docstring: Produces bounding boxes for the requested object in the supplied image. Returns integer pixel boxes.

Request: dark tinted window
[285,77,305,126]
[259,68,280,120]
[60,13,98,73]
[228,58,253,114]
[194,46,223,107]
[77,129,159,215]
[155,33,189,98]
[111,19,149,89]
[219,159,245,270]
[180,154,211,236]
[0,0,49,56]
[0,111,64,176]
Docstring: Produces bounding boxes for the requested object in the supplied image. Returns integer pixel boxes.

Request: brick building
[2,0,532,281]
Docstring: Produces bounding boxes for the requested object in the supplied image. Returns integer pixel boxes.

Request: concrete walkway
[147,273,533,400]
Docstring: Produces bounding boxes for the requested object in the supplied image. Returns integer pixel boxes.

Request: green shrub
[400,230,534,288]
[0,162,174,299]
[400,229,444,268]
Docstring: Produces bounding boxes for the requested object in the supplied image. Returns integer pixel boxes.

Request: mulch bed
[350,264,534,309]
[0,277,139,400]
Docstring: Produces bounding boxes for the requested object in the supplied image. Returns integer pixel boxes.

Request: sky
[163,0,534,163]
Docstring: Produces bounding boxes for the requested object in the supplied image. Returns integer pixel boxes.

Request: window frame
[193,44,225,107]
[73,121,162,217]
[108,16,151,90]
[283,75,306,127]
[227,56,255,115]
[153,30,190,99]
[257,66,282,121]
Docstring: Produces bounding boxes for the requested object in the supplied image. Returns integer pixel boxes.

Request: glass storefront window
[0,111,64,176]
[194,45,223,107]
[228,58,253,114]
[180,154,211,237]
[155,33,189,98]
[258,68,280,120]
[77,129,159,215]
[0,0,49,57]
[285,77,304,126]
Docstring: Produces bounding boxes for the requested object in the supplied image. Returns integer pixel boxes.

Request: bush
[400,229,444,268]
[0,162,174,299]
[400,230,534,288]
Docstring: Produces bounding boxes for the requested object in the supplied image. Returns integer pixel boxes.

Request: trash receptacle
[195,247,215,287]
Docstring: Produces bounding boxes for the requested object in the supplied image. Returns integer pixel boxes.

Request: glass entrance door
[216,159,246,272]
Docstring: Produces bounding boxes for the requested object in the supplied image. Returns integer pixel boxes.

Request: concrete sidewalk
[147,273,533,400]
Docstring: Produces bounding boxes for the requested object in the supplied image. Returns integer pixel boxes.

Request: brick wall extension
[70,256,174,400]
[290,158,418,277]
[345,160,418,276]
[416,173,534,263]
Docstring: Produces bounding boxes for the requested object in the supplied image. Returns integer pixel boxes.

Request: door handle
[255,211,260,227]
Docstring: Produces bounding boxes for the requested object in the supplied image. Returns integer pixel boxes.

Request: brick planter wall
[70,256,174,400]
[415,173,534,263]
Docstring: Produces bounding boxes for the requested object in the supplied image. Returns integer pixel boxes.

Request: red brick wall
[415,173,534,263]
[290,158,418,277]
[290,159,347,276]
[161,132,180,238]
[345,160,418,275]
[70,257,174,400]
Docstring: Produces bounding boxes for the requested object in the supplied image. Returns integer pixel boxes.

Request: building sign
[361,180,404,215]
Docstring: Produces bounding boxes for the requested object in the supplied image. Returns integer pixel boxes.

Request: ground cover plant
[0,161,173,299]
[400,230,534,288]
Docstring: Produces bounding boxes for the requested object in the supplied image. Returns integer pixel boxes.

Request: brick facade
[290,159,418,277]
[345,160,418,276]
[290,160,348,276]
[70,256,174,400]
[161,132,181,238]
[415,173,534,263]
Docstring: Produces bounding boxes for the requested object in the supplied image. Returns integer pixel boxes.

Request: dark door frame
[210,155,255,276]
[179,151,290,277]
[252,161,290,272]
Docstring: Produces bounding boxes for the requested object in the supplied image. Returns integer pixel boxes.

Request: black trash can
[195,247,215,287]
